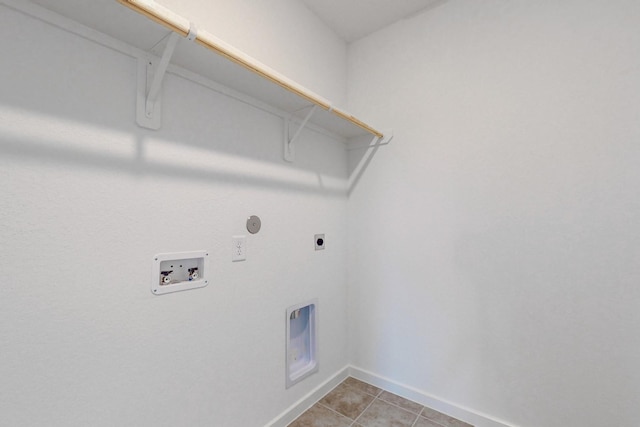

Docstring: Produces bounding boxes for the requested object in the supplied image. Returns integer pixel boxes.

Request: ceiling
[300,0,445,42]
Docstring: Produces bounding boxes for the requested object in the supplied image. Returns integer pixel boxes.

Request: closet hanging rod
[117,0,384,138]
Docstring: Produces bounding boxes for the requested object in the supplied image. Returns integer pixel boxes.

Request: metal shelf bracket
[284,105,318,162]
[136,24,197,130]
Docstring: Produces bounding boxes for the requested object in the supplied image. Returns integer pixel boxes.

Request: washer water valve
[151,251,209,295]
[160,270,173,285]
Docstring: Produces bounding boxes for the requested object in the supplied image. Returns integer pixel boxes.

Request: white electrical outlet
[232,236,246,262]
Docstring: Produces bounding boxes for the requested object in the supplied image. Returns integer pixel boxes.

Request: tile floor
[288,377,474,427]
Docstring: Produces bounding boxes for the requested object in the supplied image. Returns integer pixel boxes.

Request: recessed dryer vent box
[151,251,209,295]
[286,299,318,388]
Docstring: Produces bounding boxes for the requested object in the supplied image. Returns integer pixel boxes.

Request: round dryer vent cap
[247,215,261,234]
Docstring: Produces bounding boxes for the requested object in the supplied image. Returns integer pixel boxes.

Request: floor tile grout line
[315,378,382,426]
[316,402,356,424]
[355,396,421,427]
[347,377,384,399]
[338,380,381,399]
[411,407,446,427]
[414,412,450,427]
[419,407,461,427]
[291,377,471,427]
[377,394,425,417]
[374,396,419,427]
[351,395,380,426]
[362,379,471,427]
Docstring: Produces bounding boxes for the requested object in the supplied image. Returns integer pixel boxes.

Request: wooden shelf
[25,0,385,141]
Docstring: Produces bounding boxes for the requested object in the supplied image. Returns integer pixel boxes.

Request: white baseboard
[264,365,517,427]
[348,366,517,427]
[264,366,350,427]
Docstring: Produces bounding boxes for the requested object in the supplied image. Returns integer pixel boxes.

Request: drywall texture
[0,6,349,426]
[347,1,640,426]
[159,0,348,108]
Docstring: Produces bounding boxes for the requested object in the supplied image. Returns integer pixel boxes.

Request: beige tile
[288,403,352,427]
[356,399,417,427]
[421,406,473,427]
[343,377,383,396]
[319,382,375,420]
[378,391,424,414]
[414,417,446,427]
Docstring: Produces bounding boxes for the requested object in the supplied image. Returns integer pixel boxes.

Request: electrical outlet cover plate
[232,236,246,262]
[151,250,209,295]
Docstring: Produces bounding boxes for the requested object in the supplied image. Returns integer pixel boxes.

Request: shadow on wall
[0,3,382,198]
[0,103,382,197]
[0,112,344,197]
[347,133,384,196]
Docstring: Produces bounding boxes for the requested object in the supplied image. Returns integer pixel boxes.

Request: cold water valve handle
[160,270,173,285]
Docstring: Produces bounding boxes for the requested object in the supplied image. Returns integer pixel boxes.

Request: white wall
[347,1,640,426]
[159,0,348,107]
[0,4,349,426]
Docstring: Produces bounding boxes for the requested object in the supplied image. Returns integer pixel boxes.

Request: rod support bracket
[283,105,318,162]
[186,22,198,41]
[347,129,394,151]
